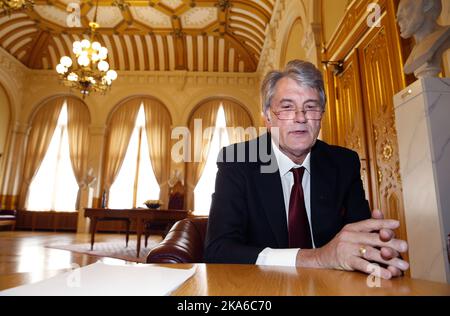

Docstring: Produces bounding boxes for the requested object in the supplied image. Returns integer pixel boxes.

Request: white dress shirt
[255,141,316,267]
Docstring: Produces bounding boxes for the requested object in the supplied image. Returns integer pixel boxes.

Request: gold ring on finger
[359,246,367,257]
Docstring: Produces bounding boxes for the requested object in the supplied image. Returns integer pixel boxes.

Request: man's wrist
[295,248,322,268]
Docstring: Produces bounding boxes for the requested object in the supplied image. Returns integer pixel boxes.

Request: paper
[0,262,196,296]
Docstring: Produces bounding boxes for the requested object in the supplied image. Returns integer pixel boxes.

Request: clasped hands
[297,210,409,279]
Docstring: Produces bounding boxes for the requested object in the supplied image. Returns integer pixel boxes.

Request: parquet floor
[0,230,160,291]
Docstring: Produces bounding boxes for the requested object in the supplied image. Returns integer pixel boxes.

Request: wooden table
[1,262,450,296]
[167,264,450,296]
[84,208,188,257]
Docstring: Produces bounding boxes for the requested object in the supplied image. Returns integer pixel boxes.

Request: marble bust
[397,0,450,78]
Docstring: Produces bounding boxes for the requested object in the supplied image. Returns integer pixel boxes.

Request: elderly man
[204,60,409,279]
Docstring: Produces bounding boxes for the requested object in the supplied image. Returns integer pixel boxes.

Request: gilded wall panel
[322,0,410,256]
[358,18,407,245]
[334,54,372,205]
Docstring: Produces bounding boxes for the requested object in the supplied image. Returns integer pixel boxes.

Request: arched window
[26,102,79,211]
[186,99,254,214]
[193,105,230,215]
[108,104,160,208]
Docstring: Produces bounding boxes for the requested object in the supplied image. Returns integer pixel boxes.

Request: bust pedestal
[76,187,94,233]
[394,78,450,283]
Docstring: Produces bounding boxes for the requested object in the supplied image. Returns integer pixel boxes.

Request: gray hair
[261,60,326,114]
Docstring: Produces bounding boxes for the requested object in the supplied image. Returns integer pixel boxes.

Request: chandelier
[56,0,117,98]
[0,0,34,15]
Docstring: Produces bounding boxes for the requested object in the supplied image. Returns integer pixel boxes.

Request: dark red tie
[288,167,312,248]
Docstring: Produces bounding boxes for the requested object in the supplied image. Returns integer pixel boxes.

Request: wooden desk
[84,208,188,257]
[169,264,450,296]
[1,262,449,295]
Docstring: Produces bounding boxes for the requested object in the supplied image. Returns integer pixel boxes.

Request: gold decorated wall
[322,0,412,264]
[321,0,349,44]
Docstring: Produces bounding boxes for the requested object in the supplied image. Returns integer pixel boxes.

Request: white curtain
[19,97,64,209]
[222,100,254,144]
[193,105,230,214]
[108,103,161,208]
[26,103,79,211]
[185,100,221,211]
[66,97,90,209]
[142,98,172,208]
[102,99,141,201]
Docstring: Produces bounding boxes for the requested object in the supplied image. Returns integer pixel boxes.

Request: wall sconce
[322,60,344,76]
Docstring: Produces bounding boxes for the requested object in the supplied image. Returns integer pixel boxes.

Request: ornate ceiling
[0,0,275,72]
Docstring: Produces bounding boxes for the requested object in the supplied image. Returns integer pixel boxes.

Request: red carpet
[48,239,162,263]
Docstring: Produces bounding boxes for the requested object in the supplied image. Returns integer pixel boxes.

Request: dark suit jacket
[204,133,371,264]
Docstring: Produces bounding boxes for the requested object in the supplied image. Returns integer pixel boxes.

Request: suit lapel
[253,165,288,247]
[310,141,338,246]
[252,134,288,247]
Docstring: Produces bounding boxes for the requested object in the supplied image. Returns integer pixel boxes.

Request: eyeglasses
[271,106,324,121]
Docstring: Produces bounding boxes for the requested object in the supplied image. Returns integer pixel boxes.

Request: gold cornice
[324,0,388,61]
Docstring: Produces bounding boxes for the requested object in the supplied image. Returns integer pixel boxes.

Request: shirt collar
[271,139,311,177]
